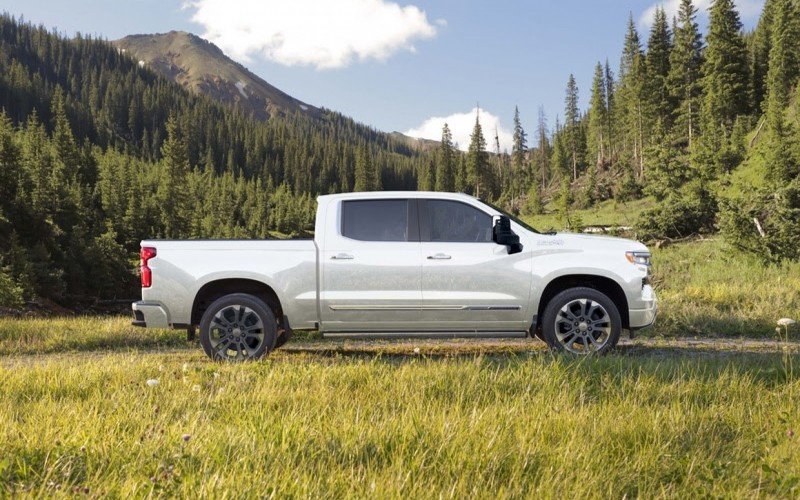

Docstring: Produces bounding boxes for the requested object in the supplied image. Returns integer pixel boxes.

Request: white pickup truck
[132,191,657,359]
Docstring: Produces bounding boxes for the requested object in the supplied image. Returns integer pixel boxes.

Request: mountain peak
[114,31,319,120]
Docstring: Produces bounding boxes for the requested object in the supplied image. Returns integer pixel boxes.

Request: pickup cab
[132,191,657,359]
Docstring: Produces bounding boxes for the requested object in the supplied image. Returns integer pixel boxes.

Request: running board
[322,331,528,340]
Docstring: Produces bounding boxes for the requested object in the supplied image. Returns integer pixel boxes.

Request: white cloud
[183,0,440,69]
[639,0,764,27]
[405,108,514,153]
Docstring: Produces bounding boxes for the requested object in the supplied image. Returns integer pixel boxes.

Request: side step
[322,331,528,340]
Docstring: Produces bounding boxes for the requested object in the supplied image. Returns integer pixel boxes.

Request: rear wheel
[541,287,621,354]
[199,293,277,361]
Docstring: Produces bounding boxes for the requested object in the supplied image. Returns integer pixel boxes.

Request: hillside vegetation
[1,0,799,313]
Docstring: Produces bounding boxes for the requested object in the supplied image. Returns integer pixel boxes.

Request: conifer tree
[417,157,435,191]
[701,0,751,131]
[466,112,489,197]
[604,60,617,161]
[511,106,527,200]
[564,74,582,180]
[354,145,378,191]
[764,0,800,183]
[435,123,456,191]
[667,0,704,148]
[587,62,609,167]
[534,106,550,189]
[646,7,673,130]
[51,87,82,183]
[156,115,191,238]
[617,14,647,176]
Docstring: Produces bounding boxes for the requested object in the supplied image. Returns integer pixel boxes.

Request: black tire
[199,293,277,361]
[541,287,621,355]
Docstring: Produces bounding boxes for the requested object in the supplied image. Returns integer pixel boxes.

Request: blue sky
[2,0,764,150]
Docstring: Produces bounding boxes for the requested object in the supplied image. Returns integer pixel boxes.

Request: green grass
[0,316,185,356]
[1,338,799,497]
[650,239,800,337]
[523,196,656,232]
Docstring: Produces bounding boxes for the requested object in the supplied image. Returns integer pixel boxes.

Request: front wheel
[199,293,277,361]
[541,287,621,354]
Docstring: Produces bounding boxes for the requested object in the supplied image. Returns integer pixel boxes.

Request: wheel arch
[536,274,629,330]
[191,278,285,328]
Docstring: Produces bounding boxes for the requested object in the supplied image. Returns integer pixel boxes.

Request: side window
[342,200,411,242]
[422,200,493,242]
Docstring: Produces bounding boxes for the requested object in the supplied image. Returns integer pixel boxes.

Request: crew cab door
[418,199,531,331]
[319,198,422,332]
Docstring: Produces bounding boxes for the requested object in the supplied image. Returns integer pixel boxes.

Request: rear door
[320,198,422,332]
[418,199,531,331]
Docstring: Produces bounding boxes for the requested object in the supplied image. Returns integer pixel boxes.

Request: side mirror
[493,216,523,254]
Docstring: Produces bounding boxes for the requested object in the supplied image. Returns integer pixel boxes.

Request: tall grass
[651,239,800,337]
[1,348,799,497]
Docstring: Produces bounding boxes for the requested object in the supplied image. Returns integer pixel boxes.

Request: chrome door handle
[427,253,452,260]
[331,253,354,260]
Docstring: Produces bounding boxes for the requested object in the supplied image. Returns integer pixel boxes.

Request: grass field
[1,323,800,497]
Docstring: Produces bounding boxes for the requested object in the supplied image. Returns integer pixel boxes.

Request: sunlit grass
[1,345,799,497]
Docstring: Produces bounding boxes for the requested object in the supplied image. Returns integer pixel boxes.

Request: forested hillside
[524,0,800,263]
[0,0,799,309]
[0,14,432,305]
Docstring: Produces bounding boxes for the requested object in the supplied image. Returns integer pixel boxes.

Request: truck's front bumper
[629,285,657,330]
[131,301,170,328]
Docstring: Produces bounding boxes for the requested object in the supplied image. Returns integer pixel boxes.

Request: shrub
[719,179,800,262]
[635,183,717,240]
[0,268,24,309]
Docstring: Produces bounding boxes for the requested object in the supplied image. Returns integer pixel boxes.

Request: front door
[418,199,531,331]
[320,198,422,332]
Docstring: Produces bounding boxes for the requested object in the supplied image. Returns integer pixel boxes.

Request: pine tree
[51,87,82,183]
[417,157,435,191]
[701,0,751,132]
[667,0,704,148]
[354,145,378,191]
[564,74,582,180]
[617,14,647,176]
[534,106,550,189]
[750,0,779,114]
[435,123,456,191]
[604,60,617,162]
[466,112,489,197]
[511,106,527,200]
[156,115,191,238]
[646,7,673,130]
[764,0,800,183]
[587,62,609,168]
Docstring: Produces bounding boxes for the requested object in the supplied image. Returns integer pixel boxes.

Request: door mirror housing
[493,216,523,254]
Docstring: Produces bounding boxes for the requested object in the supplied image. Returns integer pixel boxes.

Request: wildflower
[213,372,220,379]
[413,347,420,355]
[777,318,796,327]
[192,384,201,392]
[182,434,191,442]
[788,429,795,438]
[182,363,190,373]
[146,379,159,387]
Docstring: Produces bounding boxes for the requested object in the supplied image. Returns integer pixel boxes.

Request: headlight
[625,251,651,267]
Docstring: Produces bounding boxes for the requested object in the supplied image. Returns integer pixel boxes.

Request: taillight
[140,247,157,288]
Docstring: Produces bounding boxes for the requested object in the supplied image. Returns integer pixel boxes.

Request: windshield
[479,199,542,234]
